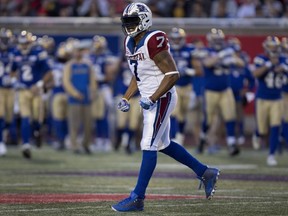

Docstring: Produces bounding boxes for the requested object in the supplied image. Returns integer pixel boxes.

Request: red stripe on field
[0,194,204,204]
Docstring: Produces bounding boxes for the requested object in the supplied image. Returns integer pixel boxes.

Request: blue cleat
[198,167,220,200]
[111,191,144,212]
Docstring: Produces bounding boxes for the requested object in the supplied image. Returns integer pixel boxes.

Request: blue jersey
[170,45,194,87]
[203,48,232,91]
[253,54,287,100]
[12,47,51,88]
[90,51,114,87]
[51,60,65,94]
[0,50,14,88]
[229,53,255,101]
[113,60,132,96]
[67,61,92,105]
[281,55,288,93]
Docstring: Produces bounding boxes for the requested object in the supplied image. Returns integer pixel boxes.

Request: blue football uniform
[0,50,14,88]
[90,51,115,87]
[203,48,231,91]
[170,45,194,87]
[51,60,65,95]
[253,55,287,100]
[12,47,51,88]
[229,53,255,101]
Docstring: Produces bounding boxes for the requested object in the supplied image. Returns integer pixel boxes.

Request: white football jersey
[124,30,176,98]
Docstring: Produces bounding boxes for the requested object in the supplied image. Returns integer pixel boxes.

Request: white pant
[140,91,177,151]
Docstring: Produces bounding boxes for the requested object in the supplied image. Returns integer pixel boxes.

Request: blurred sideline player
[252,36,287,166]
[280,37,288,148]
[198,28,244,156]
[113,55,141,154]
[112,2,219,212]
[11,31,53,159]
[227,37,255,146]
[50,42,71,150]
[187,39,207,147]
[169,27,203,145]
[63,40,97,154]
[90,35,118,152]
[0,28,14,156]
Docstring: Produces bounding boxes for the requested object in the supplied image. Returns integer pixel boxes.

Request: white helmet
[121,3,152,38]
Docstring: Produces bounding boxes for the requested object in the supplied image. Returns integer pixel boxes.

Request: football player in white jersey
[111,2,220,212]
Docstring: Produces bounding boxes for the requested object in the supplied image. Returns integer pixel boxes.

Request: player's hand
[218,48,234,59]
[117,98,130,112]
[73,92,84,101]
[139,97,155,110]
[30,85,42,95]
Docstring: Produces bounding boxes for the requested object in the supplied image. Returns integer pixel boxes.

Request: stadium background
[1,16,287,126]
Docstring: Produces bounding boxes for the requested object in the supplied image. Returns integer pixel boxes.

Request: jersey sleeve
[147,31,169,59]
[253,55,265,68]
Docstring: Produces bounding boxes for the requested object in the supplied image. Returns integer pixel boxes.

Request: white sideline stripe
[0,205,105,213]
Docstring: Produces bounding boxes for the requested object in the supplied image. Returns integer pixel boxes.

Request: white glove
[139,97,155,110]
[117,98,130,112]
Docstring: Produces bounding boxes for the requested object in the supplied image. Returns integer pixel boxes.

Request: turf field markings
[0,183,34,187]
[0,193,276,204]
[0,205,106,213]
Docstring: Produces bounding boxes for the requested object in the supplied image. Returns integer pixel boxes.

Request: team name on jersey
[126,52,145,61]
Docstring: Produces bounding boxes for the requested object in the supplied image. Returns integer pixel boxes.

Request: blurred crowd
[0,0,288,18]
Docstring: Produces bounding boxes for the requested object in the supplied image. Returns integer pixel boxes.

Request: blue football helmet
[263,36,280,57]
[169,27,186,50]
[0,28,13,50]
[18,30,35,54]
[121,3,152,38]
[206,28,225,51]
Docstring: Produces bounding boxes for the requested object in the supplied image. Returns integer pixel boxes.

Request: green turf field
[0,145,288,216]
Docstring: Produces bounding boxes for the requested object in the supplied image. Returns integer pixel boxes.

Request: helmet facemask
[121,3,152,38]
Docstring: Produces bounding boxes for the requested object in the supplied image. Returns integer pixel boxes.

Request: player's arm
[150,50,179,103]
[252,56,270,78]
[123,76,138,101]
[191,58,203,76]
[63,61,83,100]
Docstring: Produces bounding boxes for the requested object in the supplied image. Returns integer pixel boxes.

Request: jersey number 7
[130,60,140,81]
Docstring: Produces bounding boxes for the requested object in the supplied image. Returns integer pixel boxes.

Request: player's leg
[220,89,239,156]
[170,88,180,140]
[67,104,81,153]
[32,94,44,148]
[282,93,288,146]
[256,98,269,152]
[197,90,219,153]
[114,96,127,151]
[94,93,107,151]
[82,104,92,154]
[18,90,33,158]
[267,100,282,166]
[126,96,141,154]
[174,85,192,145]
[52,93,67,150]
[112,92,176,212]
[158,93,219,199]
[5,88,15,136]
[235,101,245,145]
[0,88,7,156]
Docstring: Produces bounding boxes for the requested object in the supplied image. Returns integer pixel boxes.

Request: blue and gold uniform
[199,28,241,156]
[0,28,14,155]
[252,36,288,166]
[11,31,52,158]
